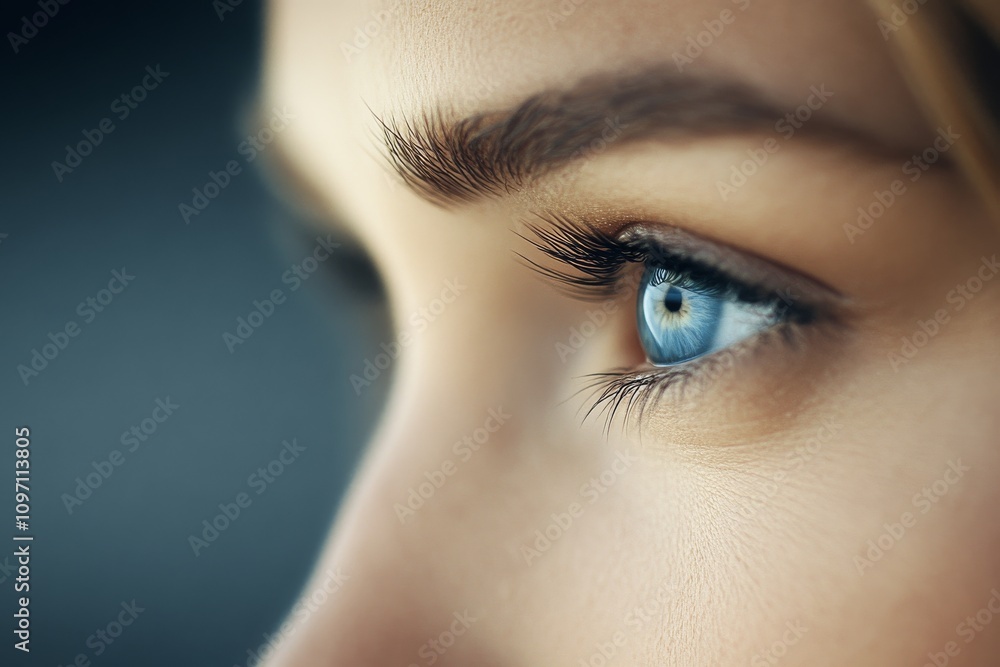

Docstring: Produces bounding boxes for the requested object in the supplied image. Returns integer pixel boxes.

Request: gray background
[0,1,387,664]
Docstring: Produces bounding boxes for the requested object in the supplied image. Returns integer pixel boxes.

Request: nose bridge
[265,264,574,666]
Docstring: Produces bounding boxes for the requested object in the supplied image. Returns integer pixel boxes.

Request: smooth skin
[260,1,1000,665]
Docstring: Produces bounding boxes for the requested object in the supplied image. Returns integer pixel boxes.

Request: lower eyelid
[579,321,816,431]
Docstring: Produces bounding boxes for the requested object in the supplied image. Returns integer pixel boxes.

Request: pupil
[663,286,684,313]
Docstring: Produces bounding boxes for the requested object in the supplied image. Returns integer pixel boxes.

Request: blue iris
[637,269,723,365]
[637,263,781,366]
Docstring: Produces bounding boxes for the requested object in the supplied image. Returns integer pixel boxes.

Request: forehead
[268,0,926,147]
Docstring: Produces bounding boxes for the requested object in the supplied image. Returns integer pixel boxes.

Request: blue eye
[637,265,778,366]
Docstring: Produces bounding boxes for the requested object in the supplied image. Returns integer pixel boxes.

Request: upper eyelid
[521,214,847,320]
[638,246,800,308]
[617,222,848,312]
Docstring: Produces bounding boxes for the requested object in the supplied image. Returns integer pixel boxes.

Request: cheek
[624,413,1000,664]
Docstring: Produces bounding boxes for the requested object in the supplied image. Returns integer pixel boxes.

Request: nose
[258,258,614,667]
[261,364,523,666]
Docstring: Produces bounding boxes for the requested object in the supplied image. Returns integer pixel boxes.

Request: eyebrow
[374,66,883,208]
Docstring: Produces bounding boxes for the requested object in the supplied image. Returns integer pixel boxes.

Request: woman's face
[261,0,1000,664]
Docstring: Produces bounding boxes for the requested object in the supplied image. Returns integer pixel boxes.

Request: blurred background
[0,1,388,664]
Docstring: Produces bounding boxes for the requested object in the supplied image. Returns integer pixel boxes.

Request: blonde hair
[868,0,1000,219]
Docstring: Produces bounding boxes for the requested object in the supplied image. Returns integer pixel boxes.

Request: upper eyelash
[515,213,644,299]
[647,266,725,296]
[518,214,815,321]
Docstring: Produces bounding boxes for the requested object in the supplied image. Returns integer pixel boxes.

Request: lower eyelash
[573,324,808,435]
[576,367,694,436]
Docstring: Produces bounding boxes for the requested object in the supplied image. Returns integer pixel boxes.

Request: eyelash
[518,214,823,430]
